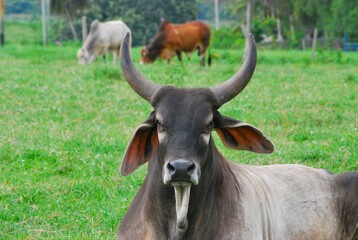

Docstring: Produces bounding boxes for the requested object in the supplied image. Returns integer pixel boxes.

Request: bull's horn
[210,33,257,106]
[120,32,161,104]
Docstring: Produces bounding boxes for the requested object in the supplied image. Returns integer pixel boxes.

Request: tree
[51,0,90,41]
[291,0,327,37]
[329,0,358,37]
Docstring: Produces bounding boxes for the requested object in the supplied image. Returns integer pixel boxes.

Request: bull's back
[98,21,130,48]
[230,163,343,239]
[175,22,210,51]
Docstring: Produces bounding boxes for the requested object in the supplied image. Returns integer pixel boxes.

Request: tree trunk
[289,15,295,40]
[246,0,252,36]
[270,6,275,17]
[65,7,79,41]
[277,18,283,43]
[240,24,248,37]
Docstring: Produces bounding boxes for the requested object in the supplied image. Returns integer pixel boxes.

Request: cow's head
[140,46,153,64]
[140,21,169,64]
[77,48,96,64]
[120,32,274,229]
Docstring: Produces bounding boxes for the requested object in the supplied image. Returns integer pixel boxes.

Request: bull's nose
[167,160,195,177]
[163,160,199,185]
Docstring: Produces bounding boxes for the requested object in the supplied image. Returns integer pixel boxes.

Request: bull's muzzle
[163,159,199,186]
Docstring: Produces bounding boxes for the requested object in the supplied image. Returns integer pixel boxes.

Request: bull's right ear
[120,112,158,176]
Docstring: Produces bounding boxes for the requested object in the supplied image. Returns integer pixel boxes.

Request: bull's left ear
[214,115,274,154]
[120,112,158,176]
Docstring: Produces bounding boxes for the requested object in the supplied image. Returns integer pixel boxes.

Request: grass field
[0,23,357,239]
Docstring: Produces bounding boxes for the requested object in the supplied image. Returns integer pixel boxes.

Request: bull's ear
[214,115,274,154]
[120,112,158,176]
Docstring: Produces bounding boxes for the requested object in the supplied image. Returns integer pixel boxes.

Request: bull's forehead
[154,87,217,127]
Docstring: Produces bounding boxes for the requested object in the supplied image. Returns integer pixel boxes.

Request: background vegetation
[4,0,358,47]
[0,21,357,239]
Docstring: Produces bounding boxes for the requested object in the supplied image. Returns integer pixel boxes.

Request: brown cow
[118,32,358,240]
[140,20,211,66]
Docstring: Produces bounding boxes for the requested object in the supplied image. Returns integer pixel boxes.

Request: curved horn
[210,33,257,106]
[120,32,161,104]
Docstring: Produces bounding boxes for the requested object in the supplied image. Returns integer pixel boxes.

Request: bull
[118,32,358,240]
[77,20,131,65]
[140,20,211,66]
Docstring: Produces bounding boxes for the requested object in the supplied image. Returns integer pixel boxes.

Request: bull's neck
[144,144,239,239]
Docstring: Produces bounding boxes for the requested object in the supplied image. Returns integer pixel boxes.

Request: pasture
[1,24,357,239]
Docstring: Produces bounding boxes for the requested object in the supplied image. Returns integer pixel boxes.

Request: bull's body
[77,20,131,64]
[117,33,358,240]
[141,20,211,65]
[121,160,357,239]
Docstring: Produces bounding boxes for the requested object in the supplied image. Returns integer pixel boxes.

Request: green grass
[0,36,357,239]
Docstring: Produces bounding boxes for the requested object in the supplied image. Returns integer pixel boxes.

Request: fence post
[311,28,318,61]
[41,0,47,46]
[301,38,306,51]
[214,0,219,30]
[0,0,4,46]
[82,16,87,43]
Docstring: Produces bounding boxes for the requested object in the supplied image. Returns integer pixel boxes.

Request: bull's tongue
[173,185,191,230]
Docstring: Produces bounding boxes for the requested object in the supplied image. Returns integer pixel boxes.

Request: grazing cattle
[140,20,211,66]
[77,20,131,64]
[118,32,358,240]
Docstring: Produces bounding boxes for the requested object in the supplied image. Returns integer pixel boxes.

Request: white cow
[77,20,131,64]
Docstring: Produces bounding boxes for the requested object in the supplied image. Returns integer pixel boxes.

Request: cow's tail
[207,47,212,66]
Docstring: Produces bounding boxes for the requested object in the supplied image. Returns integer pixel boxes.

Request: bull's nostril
[166,160,197,182]
[167,162,176,174]
[187,163,196,174]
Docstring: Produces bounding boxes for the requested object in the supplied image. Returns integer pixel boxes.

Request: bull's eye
[203,121,213,134]
[156,119,166,132]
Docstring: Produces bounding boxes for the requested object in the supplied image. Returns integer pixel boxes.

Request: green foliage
[50,0,90,15]
[3,21,42,45]
[53,0,198,46]
[226,0,357,47]
[316,49,351,64]
[211,27,244,49]
[251,18,265,42]
[251,17,277,42]
[262,17,277,36]
[329,0,358,37]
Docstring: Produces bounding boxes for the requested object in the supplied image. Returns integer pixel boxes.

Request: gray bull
[77,20,130,65]
[118,32,358,240]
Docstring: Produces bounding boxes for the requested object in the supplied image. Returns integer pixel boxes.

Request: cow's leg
[176,50,183,62]
[103,46,110,64]
[103,53,107,63]
[199,47,206,66]
[113,48,120,65]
